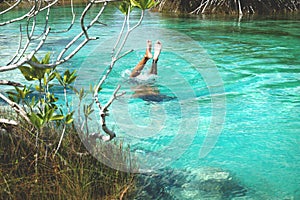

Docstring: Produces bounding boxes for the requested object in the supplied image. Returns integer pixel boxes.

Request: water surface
[0,5,299,199]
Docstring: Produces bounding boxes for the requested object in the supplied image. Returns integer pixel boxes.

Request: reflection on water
[1,6,299,199]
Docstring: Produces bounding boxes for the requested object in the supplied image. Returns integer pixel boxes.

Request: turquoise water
[1,5,300,199]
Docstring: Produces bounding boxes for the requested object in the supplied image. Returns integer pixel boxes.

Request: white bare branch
[0,118,18,126]
[7,24,23,65]
[0,26,51,72]
[52,0,75,33]
[93,8,145,141]
[0,6,34,26]
[0,92,31,124]
[1,0,144,144]
[0,80,23,87]
[0,0,21,15]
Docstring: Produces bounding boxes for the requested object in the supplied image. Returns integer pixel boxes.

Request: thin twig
[7,24,23,65]
[0,27,51,72]
[0,80,23,87]
[0,4,35,26]
[53,125,66,156]
[119,177,134,200]
[52,0,75,33]
[112,15,127,56]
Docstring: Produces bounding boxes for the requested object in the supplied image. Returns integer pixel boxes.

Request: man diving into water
[129,40,175,102]
[130,40,161,78]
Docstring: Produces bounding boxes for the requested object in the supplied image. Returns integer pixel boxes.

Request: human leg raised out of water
[130,40,152,78]
[149,40,162,75]
[130,40,173,102]
[130,40,162,77]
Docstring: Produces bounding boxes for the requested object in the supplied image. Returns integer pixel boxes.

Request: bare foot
[145,40,152,59]
[153,40,162,61]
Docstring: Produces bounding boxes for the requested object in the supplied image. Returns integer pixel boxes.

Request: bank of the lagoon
[1,4,299,199]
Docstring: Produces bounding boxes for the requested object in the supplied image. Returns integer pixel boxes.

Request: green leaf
[35,85,44,92]
[130,0,158,10]
[46,93,58,103]
[117,1,133,14]
[89,84,94,93]
[48,72,56,82]
[46,108,55,122]
[30,96,37,107]
[19,66,36,81]
[50,114,64,121]
[79,88,85,100]
[55,71,62,80]
[68,70,77,84]
[65,111,74,124]
[41,52,51,64]
[28,112,44,129]
[19,64,47,81]
[130,0,140,8]
[31,55,40,64]
[35,68,47,80]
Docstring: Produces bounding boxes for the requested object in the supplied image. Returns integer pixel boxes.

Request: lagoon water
[1,5,299,199]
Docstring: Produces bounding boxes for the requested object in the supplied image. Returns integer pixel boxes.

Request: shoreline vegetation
[155,0,299,15]
[1,0,299,15]
[0,107,137,199]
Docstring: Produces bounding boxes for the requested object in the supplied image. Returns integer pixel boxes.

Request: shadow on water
[131,84,177,103]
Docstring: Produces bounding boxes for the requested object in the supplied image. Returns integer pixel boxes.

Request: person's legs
[149,41,162,75]
[130,40,152,78]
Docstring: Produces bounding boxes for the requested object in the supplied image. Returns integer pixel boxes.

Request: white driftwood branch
[0,92,31,124]
[0,118,18,126]
[92,85,125,141]
[53,125,66,156]
[0,80,23,87]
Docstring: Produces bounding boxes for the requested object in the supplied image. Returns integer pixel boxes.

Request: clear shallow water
[1,5,300,199]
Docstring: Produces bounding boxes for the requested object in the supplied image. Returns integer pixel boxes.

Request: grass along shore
[0,107,138,199]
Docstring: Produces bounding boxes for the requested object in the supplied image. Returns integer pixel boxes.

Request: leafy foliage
[55,69,77,88]
[117,0,133,14]
[116,0,158,14]
[6,85,32,104]
[19,53,51,81]
[27,104,64,130]
[8,53,76,131]
[130,0,158,10]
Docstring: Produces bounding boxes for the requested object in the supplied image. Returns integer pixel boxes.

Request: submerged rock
[131,167,247,200]
[186,167,247,199]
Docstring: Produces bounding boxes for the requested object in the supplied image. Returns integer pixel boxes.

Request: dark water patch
[131,167,248,200]
[258,80,300,90]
